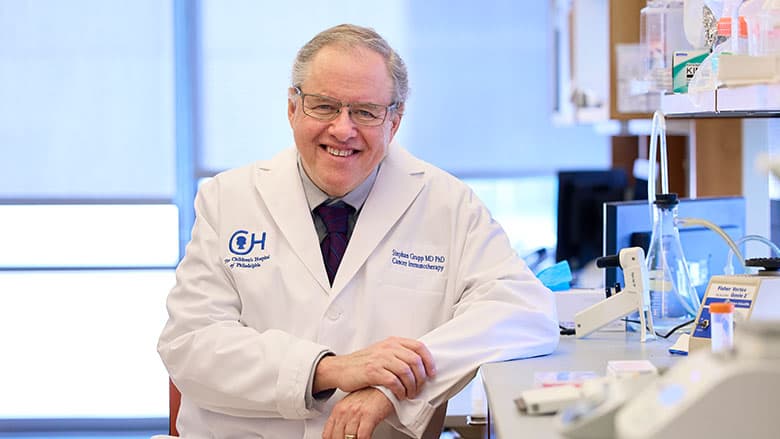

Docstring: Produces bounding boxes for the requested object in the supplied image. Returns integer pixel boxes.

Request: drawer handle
[465,415,487,426]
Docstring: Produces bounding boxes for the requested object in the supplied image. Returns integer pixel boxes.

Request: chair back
[169,379,181,436]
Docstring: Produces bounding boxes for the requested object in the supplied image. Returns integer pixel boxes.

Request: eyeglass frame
[291,86,399,127]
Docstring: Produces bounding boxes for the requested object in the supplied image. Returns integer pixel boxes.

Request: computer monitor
[604,196,746,298]
[555,169,629,274]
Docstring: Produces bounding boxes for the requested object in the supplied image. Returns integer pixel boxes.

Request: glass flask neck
[652,204,679,232]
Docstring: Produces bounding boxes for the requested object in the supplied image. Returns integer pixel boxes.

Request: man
[158,24,559,439]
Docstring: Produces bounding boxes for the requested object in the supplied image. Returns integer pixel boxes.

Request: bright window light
[0,0,175,198]
[0,270,174,418]
[463,175,557,258]
[0,205,179,268]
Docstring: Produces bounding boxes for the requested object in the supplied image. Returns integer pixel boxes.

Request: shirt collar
[297,155,379,212]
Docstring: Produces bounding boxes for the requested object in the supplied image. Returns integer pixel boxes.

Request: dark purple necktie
[315,201,355,285]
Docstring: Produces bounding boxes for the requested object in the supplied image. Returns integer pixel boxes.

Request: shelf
[661,83,780,118]
[718,84,780,113]
[661,90,717,115]
[592,118,692,136]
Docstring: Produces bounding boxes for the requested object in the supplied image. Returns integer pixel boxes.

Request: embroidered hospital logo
[225,230,271,270]
[229,230,267,255]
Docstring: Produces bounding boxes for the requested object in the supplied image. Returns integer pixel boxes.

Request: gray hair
[291,24,409,105]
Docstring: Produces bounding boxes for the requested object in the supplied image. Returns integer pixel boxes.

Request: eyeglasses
[293,86,398,127]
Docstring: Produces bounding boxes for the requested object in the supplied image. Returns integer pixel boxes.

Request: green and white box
[672,50,709,93]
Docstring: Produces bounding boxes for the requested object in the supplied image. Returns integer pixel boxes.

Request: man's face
[288,45,402,197]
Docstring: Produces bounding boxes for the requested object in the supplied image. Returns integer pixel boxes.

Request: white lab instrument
[556,288,625,332]
[615,320,780,439]
[557,373,658,439]
[515,385,584,416]
[688,260,780,351]
[574,247,656,342]
[518,368,653,418]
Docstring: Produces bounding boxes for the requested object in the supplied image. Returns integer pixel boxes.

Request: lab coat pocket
[371,245,450,337]
[385,245,448,292]
[382,266,447,293]
[374,283,449,339]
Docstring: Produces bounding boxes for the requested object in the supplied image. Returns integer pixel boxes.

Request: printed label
[390,248,446,273]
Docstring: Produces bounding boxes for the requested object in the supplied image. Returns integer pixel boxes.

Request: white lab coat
[158,145,559,439]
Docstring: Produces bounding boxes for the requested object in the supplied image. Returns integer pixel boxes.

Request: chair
[169,379,181,436]
[168,380,445,438]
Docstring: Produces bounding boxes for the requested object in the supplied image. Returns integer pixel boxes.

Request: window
[0,1,175,199]
[0,270,173,419]
[0,205,179,268]
[0,0,175,425]
[463,175,557,258]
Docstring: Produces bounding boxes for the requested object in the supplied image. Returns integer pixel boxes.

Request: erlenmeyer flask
[646,193,701,332]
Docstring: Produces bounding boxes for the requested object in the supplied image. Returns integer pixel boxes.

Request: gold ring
[345,435,357,439]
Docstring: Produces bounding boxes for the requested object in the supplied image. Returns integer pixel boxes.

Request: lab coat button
[326,308,342,320]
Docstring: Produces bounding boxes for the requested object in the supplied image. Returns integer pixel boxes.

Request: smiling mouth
[324,145,356,157]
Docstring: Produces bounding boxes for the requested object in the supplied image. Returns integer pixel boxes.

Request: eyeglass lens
[302,94,387,126]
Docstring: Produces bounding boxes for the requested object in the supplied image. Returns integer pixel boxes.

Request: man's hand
[314,337,436,400]
[322,388,393,439]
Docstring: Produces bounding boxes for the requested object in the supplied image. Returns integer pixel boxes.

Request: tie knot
[315,201,354,234]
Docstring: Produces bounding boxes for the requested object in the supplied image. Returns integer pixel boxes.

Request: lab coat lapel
[254,148,331,293]
[332,146,425,292]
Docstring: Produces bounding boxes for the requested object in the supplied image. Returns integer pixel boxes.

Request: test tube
[710,301,735,353]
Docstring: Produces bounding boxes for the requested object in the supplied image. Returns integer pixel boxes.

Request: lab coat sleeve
[379,189,560,438]
[157,178,330,419]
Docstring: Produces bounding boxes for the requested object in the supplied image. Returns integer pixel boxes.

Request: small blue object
[668,333,690,355]
[536,260,573,292]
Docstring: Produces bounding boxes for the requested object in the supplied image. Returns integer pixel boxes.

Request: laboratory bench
[479,332,677,439]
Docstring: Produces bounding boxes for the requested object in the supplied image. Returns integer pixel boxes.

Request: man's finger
[322,413,334,439]
[392,346,428,392]
[396,338,436,377]
[343,418,360,439]
[379,369,406,400]
[356,416,379,439]
[386,357,418,398]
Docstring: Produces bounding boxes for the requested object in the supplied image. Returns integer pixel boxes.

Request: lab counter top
[480,332,677,439]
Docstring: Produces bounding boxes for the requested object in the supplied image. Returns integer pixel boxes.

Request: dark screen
[555,169,628,272]
[604,197,746,299]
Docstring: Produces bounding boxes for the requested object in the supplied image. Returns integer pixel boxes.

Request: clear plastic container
[710,301,735,353]
[736,0,780,56]
[741,0,767,55]
[722,0,745,19]
[640,0,690,92]
[645,193,701,333]
[714,0,748,53]
[705,0,725,19]
[764,0,780,55]
[717,16,748,53]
